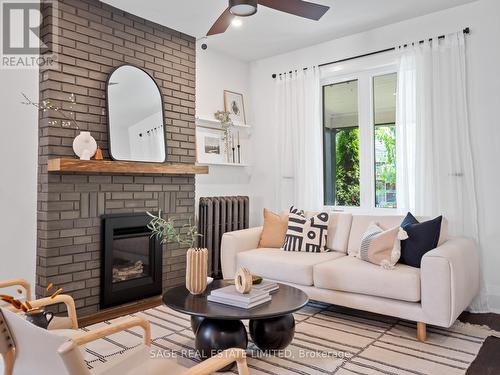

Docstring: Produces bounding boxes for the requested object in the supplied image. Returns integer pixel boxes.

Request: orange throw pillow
[258,208,289,248]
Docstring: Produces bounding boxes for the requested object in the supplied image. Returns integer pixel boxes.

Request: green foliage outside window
[335,128,360,206]
[375,125,397,208]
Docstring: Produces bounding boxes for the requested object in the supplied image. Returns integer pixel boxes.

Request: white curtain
[274,68,323,211]
[396,32,488,311]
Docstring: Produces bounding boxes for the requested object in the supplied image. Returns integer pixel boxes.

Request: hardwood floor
[79,300,500,373]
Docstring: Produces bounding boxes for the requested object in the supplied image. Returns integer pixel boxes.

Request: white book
[207,294,272,309]
[252,281,279,293]
[210,285,269,302]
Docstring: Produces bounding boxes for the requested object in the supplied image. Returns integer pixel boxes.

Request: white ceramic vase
[73,131,97,160]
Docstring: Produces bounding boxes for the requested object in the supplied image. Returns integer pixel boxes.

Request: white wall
[0,67,38,292]
[248,0,500,312]
[195,47,261,226]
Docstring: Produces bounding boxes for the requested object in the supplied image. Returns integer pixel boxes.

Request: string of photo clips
[139,124,164,138]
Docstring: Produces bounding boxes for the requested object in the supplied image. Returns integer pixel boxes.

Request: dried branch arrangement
[0,283,62,314]
[21,92,80,129]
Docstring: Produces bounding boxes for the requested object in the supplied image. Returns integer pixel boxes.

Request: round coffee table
[163,280,308,360]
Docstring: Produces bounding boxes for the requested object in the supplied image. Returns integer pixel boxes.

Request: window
[373,73,397,208]
[323,80,360,206]
[322,63,398,210]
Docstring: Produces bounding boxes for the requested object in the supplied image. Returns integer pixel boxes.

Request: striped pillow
[282,207,329,252]
[359,223,407,269]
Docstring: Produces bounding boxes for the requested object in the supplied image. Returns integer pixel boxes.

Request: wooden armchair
[0,308,250,375]
[0,279,78,330]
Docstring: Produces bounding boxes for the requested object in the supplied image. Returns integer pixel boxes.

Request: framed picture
[224,90,246,125]
[196,127,226,164]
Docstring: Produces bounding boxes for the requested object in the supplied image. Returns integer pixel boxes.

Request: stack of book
[252,280,279,293]
[207,283,277,309]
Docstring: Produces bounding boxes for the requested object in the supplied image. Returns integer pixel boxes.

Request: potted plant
[147,211,207,295]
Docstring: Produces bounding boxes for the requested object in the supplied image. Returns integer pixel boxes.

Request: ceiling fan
[207,0,330,36]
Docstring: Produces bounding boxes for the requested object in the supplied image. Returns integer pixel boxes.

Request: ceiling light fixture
[229,0,257,17]
[231,18,243,27]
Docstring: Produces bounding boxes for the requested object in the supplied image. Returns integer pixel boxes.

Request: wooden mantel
[48,158,209,175]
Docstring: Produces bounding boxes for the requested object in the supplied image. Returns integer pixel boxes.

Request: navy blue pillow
[399,213,442,268]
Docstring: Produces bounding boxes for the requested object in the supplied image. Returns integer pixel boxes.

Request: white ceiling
[102,0,476,61]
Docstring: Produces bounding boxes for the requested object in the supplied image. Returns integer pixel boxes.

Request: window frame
[321,60,398,213]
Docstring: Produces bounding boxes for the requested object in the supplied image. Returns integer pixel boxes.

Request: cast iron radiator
[198,196,249,278]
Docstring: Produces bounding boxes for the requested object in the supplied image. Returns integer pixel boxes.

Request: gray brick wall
[37,0,196,317]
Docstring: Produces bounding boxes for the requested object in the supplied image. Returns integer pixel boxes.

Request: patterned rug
[82,301,494,374]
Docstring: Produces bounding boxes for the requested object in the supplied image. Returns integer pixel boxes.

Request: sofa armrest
[221,227,262,279]
[420,237,479,327]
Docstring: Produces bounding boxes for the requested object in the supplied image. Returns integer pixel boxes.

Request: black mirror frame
[105,64,167,163]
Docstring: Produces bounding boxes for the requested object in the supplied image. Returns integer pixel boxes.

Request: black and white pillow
[282,206,329,252]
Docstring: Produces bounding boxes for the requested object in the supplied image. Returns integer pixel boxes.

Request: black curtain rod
[271,27,470,79]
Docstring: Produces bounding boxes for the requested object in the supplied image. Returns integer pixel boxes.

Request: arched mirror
[107,65,166,162]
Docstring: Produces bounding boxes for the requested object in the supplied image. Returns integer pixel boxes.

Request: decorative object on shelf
[231,133,236,163]
[237,131,241,163]
[224,90,246,126]
[214,110,234,163]
[186,248,209,295]
[196,127,226,165]
[94,145,104,160]
[21,92,80,129]
[73,131,97,160]
[235,267,252,294]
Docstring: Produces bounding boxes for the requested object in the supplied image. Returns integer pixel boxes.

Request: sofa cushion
[327,212,353,253]
[313,256,421,302]
[237,248,345,286]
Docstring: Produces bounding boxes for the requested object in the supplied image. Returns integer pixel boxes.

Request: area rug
[81,301,494,374]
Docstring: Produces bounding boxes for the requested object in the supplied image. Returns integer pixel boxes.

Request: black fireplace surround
[101,213,162,309]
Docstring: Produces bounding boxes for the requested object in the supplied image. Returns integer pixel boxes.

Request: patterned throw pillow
[282,207,329,252]
[359,223,408,269]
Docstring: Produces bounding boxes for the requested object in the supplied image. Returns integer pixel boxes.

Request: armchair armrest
[72,317,151,346]
[182,348,249,375]
[29,294,78,329]
[0,279,31,300]
[221,227,262,279]
[420,237,480,327]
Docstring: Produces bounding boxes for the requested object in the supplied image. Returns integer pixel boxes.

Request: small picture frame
[224,90,246,126]
[196,127,225,164]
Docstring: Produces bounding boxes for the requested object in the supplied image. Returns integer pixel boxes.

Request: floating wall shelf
[195,117,251,129]
[48,158,209,175]
[196,162,250,167]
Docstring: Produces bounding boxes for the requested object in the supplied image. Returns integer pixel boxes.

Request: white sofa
[220,213,480,341]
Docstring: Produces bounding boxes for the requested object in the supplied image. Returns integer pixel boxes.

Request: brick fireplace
[36,0,196,316]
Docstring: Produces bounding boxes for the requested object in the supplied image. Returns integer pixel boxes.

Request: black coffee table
[163,280,308,360]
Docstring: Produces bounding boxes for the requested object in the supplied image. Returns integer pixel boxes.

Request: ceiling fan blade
[207,7,235,36]
[258,0,329,20]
